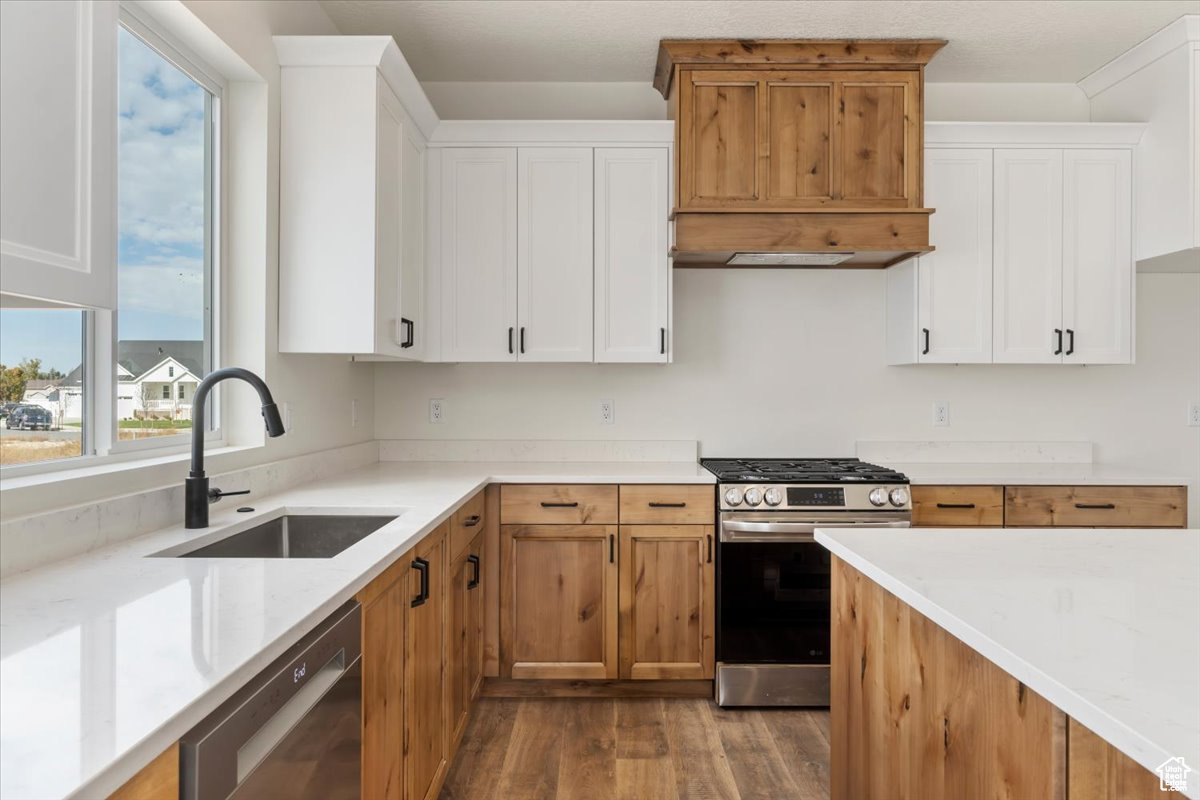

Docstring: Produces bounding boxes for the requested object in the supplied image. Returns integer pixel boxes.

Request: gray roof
[117,340,204,379]
[24,380,60,390]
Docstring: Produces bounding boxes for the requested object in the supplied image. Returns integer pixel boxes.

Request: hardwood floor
[438,698,831,800]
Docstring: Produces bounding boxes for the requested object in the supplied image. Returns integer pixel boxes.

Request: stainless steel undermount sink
[173,514,397,559]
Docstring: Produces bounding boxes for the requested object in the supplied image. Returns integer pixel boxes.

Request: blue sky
[0,27,206,373]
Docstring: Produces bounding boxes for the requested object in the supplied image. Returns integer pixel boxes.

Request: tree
[0,365,25,402]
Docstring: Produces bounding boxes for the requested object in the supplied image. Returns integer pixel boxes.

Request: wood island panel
[1067,718,1161,800]
[107,743,179,800]
[831,557,1066,800]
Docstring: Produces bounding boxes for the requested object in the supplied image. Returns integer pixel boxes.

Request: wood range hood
[655,38,946,268]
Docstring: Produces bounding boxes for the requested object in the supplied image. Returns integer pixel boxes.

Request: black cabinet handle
[1053,328,1063,355]
[520,327,526,354]
[467,554,481,589]
[921,328,930,355]
[540,501,579,508]
[411,557,429,607]
[400,317,414,348]
[936,503,976,509]
[707,534,713,563]
[609,533,615,563]
[649,501,686,508]
[463,514,481,528]
[660,327,666,355]
[1065,329,1075,356]
[1075,503,1115,510]
[508,327,514,354]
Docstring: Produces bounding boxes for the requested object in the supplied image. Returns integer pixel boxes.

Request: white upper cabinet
[902,149,993,364]
[517,148,594,362]
[0,0,116,309]
[594,148,671,363]
[437,147,518,362]
[888,124,1141,366]
[1061,149,1132,364]
[993,149,1065,364]
[276,36,436,358]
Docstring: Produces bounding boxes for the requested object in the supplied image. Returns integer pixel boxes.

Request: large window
[0,10,221,471]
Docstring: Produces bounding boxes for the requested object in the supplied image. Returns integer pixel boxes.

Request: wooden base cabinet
[360,566,406,800]
[448,530,484,752]
[405,523,448,800]
[618,525,715,679]
[500,523,619,679]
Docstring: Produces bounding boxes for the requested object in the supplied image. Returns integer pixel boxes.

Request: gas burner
[700,457,908,484]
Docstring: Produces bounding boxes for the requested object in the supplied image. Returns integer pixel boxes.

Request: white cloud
[118,255,205,320]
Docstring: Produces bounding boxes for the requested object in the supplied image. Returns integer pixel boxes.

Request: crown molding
[1078,15,1199,98]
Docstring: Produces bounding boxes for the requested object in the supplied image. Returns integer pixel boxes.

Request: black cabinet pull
[660,327,666,355]
[609,533,615,563]
[1053,328,1063,355]
[936,503,976,509]
[520,327,526,354]
[649,501,686,508]
[707,534,713,563]
[467,554,481,589]
[462,514,481,527]
[540,501,579,508]
[921,328,930,355]
[411,557,429,607]
[508,326,514,354]
[1075,503,1115,510]
[400,317,414,348]
[1065,328,1075,356]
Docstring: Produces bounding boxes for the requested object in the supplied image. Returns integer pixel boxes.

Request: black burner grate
[700,458,908,483]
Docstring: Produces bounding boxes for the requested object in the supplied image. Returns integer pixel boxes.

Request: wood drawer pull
[1074,503,1116,510]
[462,514,481,527]
[936,503,976,509]
[540,501,579,508]
[648,501,687,508]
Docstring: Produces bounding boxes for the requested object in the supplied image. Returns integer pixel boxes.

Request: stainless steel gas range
[700,458,912,707]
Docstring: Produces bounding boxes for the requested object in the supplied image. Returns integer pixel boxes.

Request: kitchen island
[816,527,1199,800]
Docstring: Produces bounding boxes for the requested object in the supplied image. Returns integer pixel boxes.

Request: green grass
[64,419,191,429]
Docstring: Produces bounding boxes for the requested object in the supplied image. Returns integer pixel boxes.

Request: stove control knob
[723,487,744,507]
[889,487,910,507]
[868,487,888,507]
[744,487,764,506]
[763,487,784,507]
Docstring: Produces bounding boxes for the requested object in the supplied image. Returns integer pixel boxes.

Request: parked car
[6,405,52,431]
[0,402,18,419]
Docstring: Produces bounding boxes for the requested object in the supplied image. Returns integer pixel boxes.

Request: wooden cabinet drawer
[1005,486,1187,528]
[911,485,1004,527]
[499,484,618,525]
[618,484,715,524]
[449,489,486,558]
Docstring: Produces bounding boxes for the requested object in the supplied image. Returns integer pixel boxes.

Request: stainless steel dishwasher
[181,601,362,800]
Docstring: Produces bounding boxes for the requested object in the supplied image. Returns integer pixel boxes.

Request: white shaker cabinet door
[593,148,671,363]
[1061,149,1132,364]
[439,148,518,362]
[993,149,1064,364]
[516,148,594,362]
[0,0,116,308]
[918,149,993,363]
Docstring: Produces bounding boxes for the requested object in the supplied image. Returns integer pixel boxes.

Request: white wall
[1,0,376,520]
[422,80,1091,122]
[374,271,1200,523]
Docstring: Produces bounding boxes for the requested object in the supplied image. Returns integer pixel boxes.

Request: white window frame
[0,4,228,480]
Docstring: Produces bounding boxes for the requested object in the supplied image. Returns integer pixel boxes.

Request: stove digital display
[787,487,845,507]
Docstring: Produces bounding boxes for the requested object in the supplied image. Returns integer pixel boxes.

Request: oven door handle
[719,519,911,542]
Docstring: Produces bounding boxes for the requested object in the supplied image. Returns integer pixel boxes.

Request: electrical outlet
[351,398,359,428]
[599,399,614,425]
[429,398,444,424]
[1189,402,1200,427]
[932,401,950,427]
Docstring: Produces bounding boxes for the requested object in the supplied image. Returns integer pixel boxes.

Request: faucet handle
[208,487,251,504]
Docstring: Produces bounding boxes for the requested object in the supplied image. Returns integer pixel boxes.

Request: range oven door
[716,512,909,706]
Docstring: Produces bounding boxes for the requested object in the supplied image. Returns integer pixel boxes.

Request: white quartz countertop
[816,527,1200,799]
[0,460,713,800]
[895,461,1189,486]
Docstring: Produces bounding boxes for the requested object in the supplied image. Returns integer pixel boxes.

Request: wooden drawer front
[499,484,618,525]
[618,484,715,524]
[449,489,486,558]
[912,485,1004,527]
[1005,486,1187,528]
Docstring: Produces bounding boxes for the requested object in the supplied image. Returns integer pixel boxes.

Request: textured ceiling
[318,0,1196,83]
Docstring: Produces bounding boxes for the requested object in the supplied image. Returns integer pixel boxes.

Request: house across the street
[22,340,204,423]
